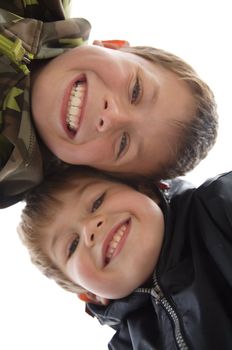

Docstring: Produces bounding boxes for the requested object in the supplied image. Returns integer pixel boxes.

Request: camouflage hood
[0,0,91,208]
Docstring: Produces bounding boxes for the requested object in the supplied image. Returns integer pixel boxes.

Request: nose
[83,216,104,247]
[96,97,126,132]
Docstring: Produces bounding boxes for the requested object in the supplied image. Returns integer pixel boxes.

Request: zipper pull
[0,35,33,74]
[22,53,32,65]
[152,273,164,303]
[151,283,164,304]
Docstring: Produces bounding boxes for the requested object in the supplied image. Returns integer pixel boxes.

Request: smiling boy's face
[43,175,164,299]
[31,45,195,175]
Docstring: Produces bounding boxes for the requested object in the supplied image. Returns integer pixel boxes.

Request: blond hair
[120,46,218,179]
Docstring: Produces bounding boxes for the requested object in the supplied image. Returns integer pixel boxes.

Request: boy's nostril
[104,101,108,109]
[90,234,94,241]
[99,119,104,127]
[97,221,103,227]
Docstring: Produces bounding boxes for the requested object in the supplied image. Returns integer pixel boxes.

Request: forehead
[57,174,107,197]
[52,45,152,70]
[55,173,123,200]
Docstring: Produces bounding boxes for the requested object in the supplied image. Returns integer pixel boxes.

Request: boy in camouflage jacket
[0,1,218,208]
[0,0,91,207]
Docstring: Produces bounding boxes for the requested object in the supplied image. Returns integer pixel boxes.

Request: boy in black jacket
[18,166,232,349]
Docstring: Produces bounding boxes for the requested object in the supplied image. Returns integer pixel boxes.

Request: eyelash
[131,77,141,104]
[116,77,140,160]
[117,132,128,159]
[68,235,80,258]
[91,192,106,213]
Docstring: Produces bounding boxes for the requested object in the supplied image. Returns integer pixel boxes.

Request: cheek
[67,254,98,291]
[32,80,58,132]
[57,140,113,166]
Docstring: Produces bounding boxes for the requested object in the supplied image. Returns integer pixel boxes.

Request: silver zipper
[0,35,33,74]
[135,274,189,350]
[22,53,31,65]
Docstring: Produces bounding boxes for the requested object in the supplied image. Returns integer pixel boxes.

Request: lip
[102,218,131,266]
[61,74,87,139]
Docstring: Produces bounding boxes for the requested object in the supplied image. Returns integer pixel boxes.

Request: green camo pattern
[0,0,91,207]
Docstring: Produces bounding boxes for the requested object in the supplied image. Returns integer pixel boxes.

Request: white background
[0,1,231,349]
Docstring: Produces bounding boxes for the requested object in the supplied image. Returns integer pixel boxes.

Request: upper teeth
[66,82,86,132]
[105,224,127,262]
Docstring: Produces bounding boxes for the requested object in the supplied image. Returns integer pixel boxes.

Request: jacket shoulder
[195,171,232,209]
[194,171,232,224]
[193,171,232,268]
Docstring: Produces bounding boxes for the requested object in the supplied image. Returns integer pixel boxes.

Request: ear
[78,292,109,306]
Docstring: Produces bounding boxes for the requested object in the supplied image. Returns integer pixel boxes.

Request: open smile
[63,76,87,138]
[103,218,131,265]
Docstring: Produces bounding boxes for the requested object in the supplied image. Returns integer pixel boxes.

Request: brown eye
[68,236,80,258]
[91,192,106,213]
[131,77,141,104]
[117,132,128,159]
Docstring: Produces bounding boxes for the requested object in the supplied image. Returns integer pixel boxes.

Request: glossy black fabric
[87,172,232,350]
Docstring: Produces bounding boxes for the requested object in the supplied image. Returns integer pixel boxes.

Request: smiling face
[43,175,164,299]
[31,45,195,175]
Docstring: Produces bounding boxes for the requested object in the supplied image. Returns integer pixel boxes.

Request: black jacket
[87,171,232,350]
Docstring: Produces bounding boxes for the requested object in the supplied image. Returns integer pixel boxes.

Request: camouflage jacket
[0,0,91,208]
